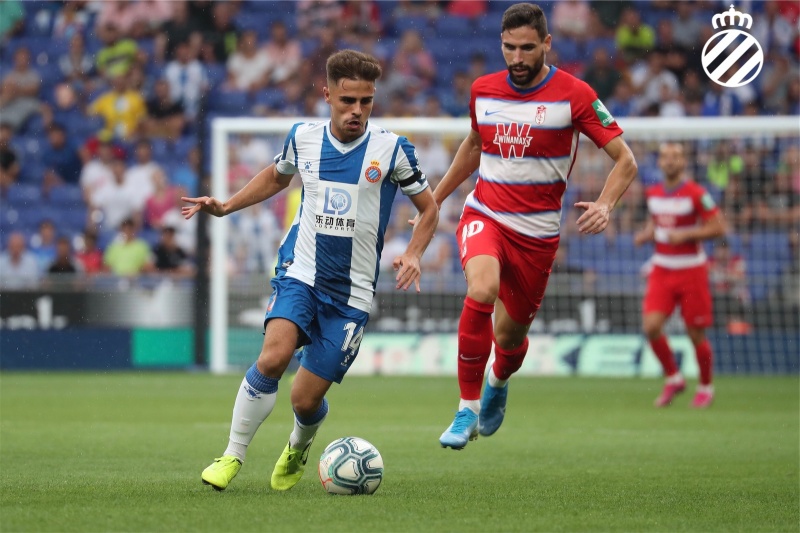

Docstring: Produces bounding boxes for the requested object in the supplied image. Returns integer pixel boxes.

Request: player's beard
[508,54,546,87]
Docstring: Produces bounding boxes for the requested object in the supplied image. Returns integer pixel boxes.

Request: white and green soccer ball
[318,437,384,495]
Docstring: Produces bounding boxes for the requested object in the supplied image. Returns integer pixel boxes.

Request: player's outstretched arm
[575,136,638,234]
[182,163,294,220]
[634,219,656,246]
[394,187,439,292]
[433,129,482,207]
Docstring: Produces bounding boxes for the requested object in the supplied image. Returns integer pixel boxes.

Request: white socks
[223,368,279,461]
[289,398,329,450]
[459,399,480,415]
[487,367,508,388]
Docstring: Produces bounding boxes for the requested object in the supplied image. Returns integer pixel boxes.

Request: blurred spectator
[93,157,142,232]
[164,40,208,119]
[658,83,685,118]
[467,52,487,82]
[0,47,42,133]
[155,0,203,62]
[95,22,140,80]
[615,7,655,63]
[581,47,621,101]
[229,202,281,273]
[446,0,487,18]
[40,83,82,134]
[670,2,703,50]
[760,52,799,115]
[307,25,342,83]
[654,19,690,80]
[606,79,637,118]
[29,219,58,273]
[75,230,104,274]
[171,146,200,197]
[751,1,794,55]
[52,1,90,40]
[413,134,450,181]
[225,30,271,93]
[296,0,343,40]
[440,70,471,117]
[0,123,20,189]
[236,134,274,174]
[551,0,592,42]
[0,232,40,289]
[788,77,800,116]
[80,139,116,207]
[95,0,172,39]
[680,70,706,109]
[752,147,799,232]
[340,0,383,39]
[88,72,147,140]
[58,32,96,97]
[42,123,82,188]
[103,218,153,276]
[387,29,436,94]
[630,51,678,113]
[152,225,194,277]
[144,167,182,229]
[701,81,743,117]
[708,238,751,334]
[705,141,743,197]
[47,236,82,275]
[125,140,160,208]
[227,145,253,192]
[390,0,443,24]
[589,0,630,36]
[201,1,238,63]
[0,0,25,43]
[261,21,303,86]
[143,78,186,140]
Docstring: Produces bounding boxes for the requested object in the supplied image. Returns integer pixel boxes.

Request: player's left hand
[393,253,422,292]
[667,230,687,244]
[574,201,611,234]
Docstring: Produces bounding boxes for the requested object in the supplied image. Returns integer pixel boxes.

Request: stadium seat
[205,64,228,90]
[434,16,474,38]
[48,185,85,207]
[7,184,42,206]
[208,89,252,115]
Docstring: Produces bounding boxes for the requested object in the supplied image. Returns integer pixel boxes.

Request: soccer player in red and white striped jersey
[634,142,726,408]
[432,3,638,449]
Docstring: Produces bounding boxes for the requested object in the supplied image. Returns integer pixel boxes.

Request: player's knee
[494,331,526,351]
[290,393,322,418]
[255,353,285,378]
[642,321,661,339]
[466,284,498,304]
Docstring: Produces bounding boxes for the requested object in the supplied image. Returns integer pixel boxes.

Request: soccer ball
[318,437,384,495]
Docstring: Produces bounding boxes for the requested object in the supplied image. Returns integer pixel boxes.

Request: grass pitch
[1,373,797,532]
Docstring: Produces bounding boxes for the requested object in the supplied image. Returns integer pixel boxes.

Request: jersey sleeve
[571,80,623,149]
[390,137,429,196]
[693,183,720,220]
[273,122,302,175]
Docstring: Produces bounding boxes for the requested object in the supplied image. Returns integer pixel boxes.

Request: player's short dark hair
[502,3,549,41]
[326,49,382,84]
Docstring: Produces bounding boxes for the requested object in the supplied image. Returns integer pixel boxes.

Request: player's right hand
[181,196,226,219]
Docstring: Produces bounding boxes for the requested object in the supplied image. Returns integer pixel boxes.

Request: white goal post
[209,116,798,374]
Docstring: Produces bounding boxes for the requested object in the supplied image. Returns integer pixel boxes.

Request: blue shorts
[265,275,370,384]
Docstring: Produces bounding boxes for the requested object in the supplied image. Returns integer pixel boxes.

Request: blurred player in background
[635,142,726,408]
[430,3,638,449]
[183,50,438,490]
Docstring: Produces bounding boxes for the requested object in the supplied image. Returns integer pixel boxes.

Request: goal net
[209,117,798,374]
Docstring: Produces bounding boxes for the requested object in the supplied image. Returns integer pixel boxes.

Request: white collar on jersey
[325,121,370,153]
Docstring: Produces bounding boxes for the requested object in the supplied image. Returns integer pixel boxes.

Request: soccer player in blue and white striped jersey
[183,50,438,492]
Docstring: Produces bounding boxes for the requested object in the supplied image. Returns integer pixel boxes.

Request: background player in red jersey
[431,3,639,449]
[634,142,726,408]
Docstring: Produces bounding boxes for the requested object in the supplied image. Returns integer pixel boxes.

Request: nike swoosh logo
[459,355,483,361]
[484,109,503,116]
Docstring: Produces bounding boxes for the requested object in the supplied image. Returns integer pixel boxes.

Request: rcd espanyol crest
[701,5,763,87]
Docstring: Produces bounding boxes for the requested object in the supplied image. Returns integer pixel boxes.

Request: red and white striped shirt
[466,67,623,251]
[646,180,719,269]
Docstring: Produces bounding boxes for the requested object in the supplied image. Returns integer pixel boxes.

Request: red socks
[650,335,678,377]
[457,296,495,400]
[694,339,713,386]
[492,336,529,380]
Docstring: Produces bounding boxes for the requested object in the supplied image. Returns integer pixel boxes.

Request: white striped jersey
[273,121,429,313]
[467,67,623,251]
[646,180,719,269]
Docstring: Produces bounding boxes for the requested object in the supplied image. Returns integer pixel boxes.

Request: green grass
[1,373,797,533]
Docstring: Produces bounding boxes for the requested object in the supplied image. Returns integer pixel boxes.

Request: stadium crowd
[0,0,797,321]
